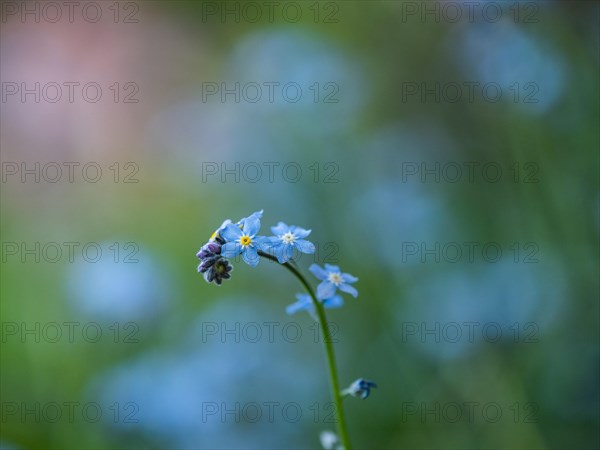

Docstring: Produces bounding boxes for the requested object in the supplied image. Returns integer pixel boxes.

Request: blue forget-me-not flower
[267,222,316,263]
[220,215,269,267]
[309,264,358,300]
[341,378,377,399]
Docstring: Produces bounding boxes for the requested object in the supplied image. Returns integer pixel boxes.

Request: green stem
[258,251,352,449]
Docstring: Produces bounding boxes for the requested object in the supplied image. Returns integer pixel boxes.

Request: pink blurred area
[1,11,207,163]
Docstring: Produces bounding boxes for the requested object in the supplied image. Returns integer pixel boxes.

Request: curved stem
[258,251,352,449]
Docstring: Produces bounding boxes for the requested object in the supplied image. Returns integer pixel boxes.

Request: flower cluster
[197,211,360,312]
[197,210,317,277]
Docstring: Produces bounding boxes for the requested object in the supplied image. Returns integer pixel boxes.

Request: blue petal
[271,244,286,263]
[286,302,304,315]
[342,272,358,283]
[293,227,311,239]
[295,239,315,254]
[317,281,337,300]
[237,210,263,226]
[252,236,272,251]
[216,219,232,232]
[221,242,241,258]
[324,264,340,273]
[221,223,242,242]
[286,294,314,315]
[283,245,294,262]
[243,216,261,236]
[261,240,278,256]
[287,303,316,318]
[296,293,311,302]
[339,283,358,298]
[271,222,289,236]
[323,295,344,309]
[309,264,328,280]
[272,244,292,263]
[242,246,259,266]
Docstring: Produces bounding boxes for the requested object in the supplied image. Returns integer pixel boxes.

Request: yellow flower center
[210,231,218,241]
[240,235,252,246]
[328,272,343,286]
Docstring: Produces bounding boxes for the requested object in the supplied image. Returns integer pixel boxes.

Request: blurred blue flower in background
[397,259,567,360]
[89,298,322,448]
[352,123,456,273]
[458,21,567,114]
[66,241,170,323]
[227,28,366,131]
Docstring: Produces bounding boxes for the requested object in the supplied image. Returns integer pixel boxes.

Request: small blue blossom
[341,378,377,399]
[309,264,358,300]
[220,214,269,267]
[267,222,316,263]
[286,293,343,319]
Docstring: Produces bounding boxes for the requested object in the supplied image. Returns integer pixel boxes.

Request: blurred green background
[1,1,599,449]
